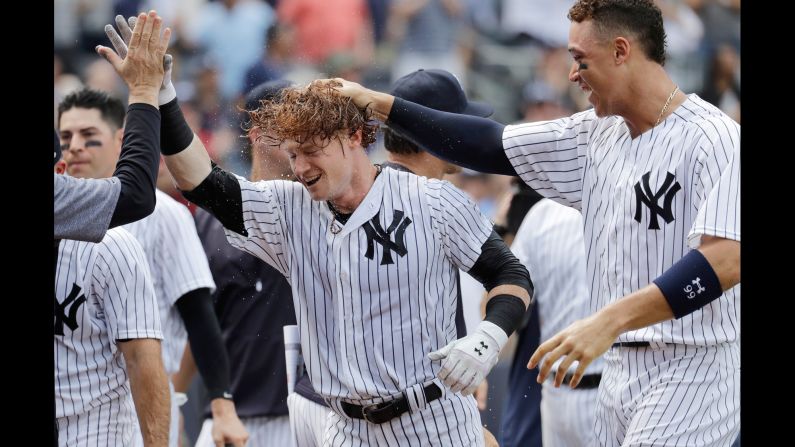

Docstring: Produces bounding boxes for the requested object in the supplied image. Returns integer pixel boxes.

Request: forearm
[468,231,533,337]
[121,339,170,447]
[159,98,213,190]
[109,104,161,228]
[698,235,740,289]
[387,98,513,175]
[175,288,232,400]
[604,236,740,332]
[163,137,213,191]
[172,342,198,393]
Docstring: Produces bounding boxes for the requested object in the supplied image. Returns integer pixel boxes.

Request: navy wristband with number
[652,250,723,319]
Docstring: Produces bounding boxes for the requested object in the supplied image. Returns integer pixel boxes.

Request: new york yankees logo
[54,283,87,336]
[363,210,412,265]
[634,171,681,230]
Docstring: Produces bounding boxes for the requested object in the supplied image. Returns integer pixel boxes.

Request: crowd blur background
[53,0,740,442]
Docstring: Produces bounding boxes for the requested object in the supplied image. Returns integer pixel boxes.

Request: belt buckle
[361,402,382,424]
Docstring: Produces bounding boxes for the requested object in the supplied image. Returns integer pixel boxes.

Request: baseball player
[173,80,299,447]
[113,41,533,443]
[331,0,741,444]
[58,86,247,447]
[53,11,167,242]
[511,194,604,446]
[54,217,170,445]
[53,14,171,445]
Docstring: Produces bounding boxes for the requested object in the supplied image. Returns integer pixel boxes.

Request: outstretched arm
[332,78,515,175]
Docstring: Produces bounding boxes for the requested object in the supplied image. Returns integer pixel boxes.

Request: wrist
[366,91,395,122]
[476,321,508,352]
[599,302,631,337]
[129,89,159,107]
[158,82,177,106]
[210,395,236,417]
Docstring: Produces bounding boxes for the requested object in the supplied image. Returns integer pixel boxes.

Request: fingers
[537,341,572,384]
[527,333,561,370]
[104,24,127,59]
[129,12,146,50]
[460,371,482,396]
[140,10,157,51]
[427,342,453,362]
[95,45,123,71]
[446,361,470,393]
[553,353,579,388]
[568,357,592,389]
[163,53,173,73]
[148,14,163,52]
[158,28,173,60]
[116,14,133,45]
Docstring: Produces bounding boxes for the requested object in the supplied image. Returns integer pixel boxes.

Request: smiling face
[282,131,361,202]
[59,107,123,179]
[567,20,620,117]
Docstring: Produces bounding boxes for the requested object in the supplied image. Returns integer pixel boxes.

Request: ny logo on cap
[363,210,412,265]
[633,171,681,230]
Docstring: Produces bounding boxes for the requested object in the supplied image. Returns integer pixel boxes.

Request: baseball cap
[390,69,493,117]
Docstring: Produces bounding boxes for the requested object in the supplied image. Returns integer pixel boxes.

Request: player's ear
[614,37,630,65]
[348,127,363,149]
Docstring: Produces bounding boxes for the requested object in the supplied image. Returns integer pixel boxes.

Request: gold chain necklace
[655,85,679,126]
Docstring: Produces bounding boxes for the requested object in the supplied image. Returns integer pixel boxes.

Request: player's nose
[569,61,581,83]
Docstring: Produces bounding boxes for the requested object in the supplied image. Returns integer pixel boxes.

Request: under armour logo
[633,171,681,230]
[54,283,87,336]
[474,341,488,356]
[684,277,706,299]
[363,210,412,265]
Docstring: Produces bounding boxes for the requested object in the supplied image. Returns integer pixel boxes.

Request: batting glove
[427,321,508,396]
[104,15,176,105]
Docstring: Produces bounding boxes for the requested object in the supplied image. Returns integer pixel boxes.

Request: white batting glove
[427,321,508,396]
[104,15,176,105]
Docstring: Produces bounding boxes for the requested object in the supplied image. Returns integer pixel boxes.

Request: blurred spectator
[389,0,469,85]
[83,58,127,99]
[278,0,374,66]
[187,0,275,100]
[519,80,573,122]
[700,44,740,122]
[500,0,572,48]
[241,23,294,96]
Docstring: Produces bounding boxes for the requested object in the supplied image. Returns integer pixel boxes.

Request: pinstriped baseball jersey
[688,143,740,247]
[512,198,602,446]
[511,198,604,376]
[503,94,740,345]
[223,167,493,402]
[55,228,161,443]
[123,189,216,374]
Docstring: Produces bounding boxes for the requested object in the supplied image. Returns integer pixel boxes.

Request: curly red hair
[248,80,378,150]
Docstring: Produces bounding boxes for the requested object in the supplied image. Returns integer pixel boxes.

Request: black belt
[612,341,651,348]
[341,383,443,424]
[562,372,602,389]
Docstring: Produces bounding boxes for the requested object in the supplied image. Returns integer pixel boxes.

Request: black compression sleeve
[182,164,247,236]
[175,288,232,400]
[467,230,533,336]
[109,103,160,228]
[468,230,533,292]
[386,97,516,175]
[159,98,195,155]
